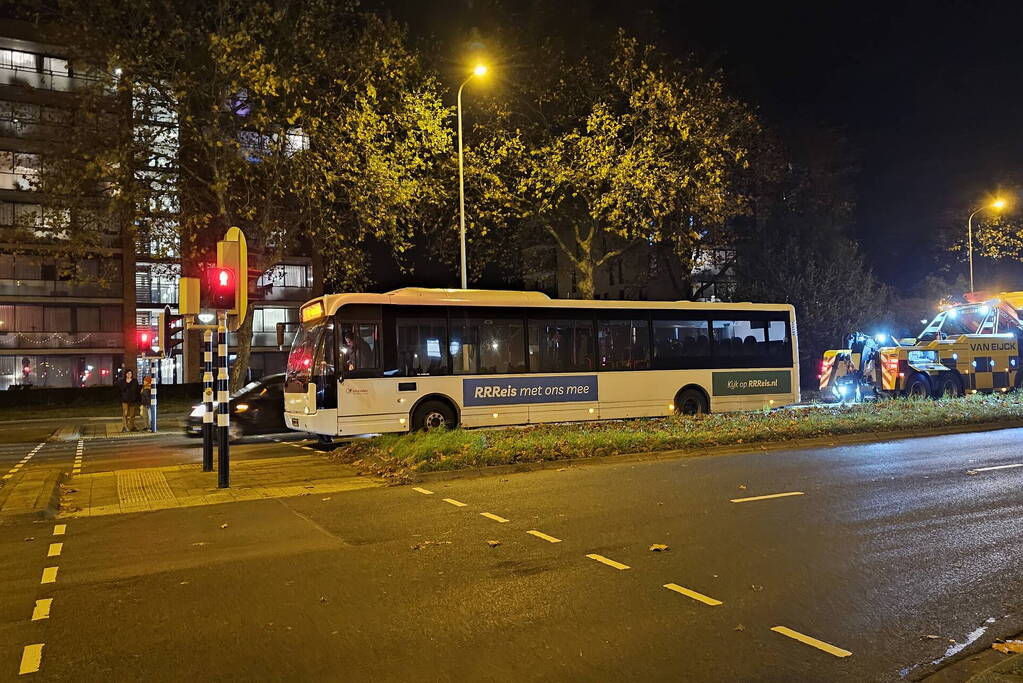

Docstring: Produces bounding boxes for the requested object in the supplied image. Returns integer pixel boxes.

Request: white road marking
[967,463,1023,474]
[586,553,630,570]
[730,491,805,503]
[47,543,62,558]
[40,567,57,584]
[480,512,509,523]
[412,487,434,495]
[52,525,66,536]
[443,498,467,507]
[526,530,562,543]
[771,625,852,657]
[663,583,723,606]
[19,644,43,674]
[31,599,52,621]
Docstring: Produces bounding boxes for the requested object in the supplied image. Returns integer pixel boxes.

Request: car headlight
[234,403,249,413]
[189,405,205,418]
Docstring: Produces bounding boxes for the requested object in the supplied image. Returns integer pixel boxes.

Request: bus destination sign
[711,370,791,396]
[463,376,598,407]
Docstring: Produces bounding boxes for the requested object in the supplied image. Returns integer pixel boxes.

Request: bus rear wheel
[675,388,709,416]
[411,400,457,431]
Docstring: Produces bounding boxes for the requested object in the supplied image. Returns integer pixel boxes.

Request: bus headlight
[234,403,249,413]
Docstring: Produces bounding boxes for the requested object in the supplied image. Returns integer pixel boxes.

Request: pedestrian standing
[117,369,142,432]
[140,375,153,431]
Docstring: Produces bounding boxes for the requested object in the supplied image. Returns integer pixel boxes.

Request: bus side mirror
[276,323,286,350]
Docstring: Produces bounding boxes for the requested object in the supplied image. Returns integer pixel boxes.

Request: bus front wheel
[675,388,709,416]
[411,400,457,431]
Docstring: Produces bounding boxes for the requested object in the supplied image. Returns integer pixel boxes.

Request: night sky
[396,0,1023,294]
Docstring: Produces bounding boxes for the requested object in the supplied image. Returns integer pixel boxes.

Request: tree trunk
[575,259,596,299]
[229,306,255,392]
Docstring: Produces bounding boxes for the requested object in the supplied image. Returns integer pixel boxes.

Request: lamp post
[457,64,487,289]
[967,198,1005,293]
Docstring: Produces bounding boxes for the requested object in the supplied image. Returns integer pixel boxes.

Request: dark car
[184,373,286,440]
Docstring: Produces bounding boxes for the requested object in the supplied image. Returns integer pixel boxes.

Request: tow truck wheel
[903,373,931,399]
[933,373,963,399]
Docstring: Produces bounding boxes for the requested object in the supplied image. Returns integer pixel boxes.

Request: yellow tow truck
[819,292,1023,401]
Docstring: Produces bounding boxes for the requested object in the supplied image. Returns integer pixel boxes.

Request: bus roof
[309,287,794,318]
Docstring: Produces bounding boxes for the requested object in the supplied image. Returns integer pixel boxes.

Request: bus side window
[340,323,379,375]
[598,319,649,370]
[394,316,448,376]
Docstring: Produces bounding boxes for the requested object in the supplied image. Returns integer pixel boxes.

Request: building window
[257,263,311,289]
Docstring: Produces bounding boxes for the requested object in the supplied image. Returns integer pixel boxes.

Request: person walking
[117,369,142,432]
[140,375,153,431]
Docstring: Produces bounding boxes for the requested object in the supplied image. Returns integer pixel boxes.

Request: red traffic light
[203,266,237,310]
[139,331,150,344]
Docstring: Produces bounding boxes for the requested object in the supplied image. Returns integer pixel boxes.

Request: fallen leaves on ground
[734,624,745,632]
[219,523,229,529]
[648,543,670,552]
[486,540,501,548]
[993,641,1023,654]
[411,540,452,551]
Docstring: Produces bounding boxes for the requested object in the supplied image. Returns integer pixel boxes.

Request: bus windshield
[286,319,326,393]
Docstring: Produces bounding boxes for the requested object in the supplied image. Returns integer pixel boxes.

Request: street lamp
[457,63,488,289]
[967,198,1006,292]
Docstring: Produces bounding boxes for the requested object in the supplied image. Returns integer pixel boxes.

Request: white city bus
[283,288,799,437]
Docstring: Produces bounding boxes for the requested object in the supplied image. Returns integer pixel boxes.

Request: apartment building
[0,19,312,389]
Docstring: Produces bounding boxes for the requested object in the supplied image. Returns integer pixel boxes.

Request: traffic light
[158,305,184,356]
[138,329,161,358]
[202,266,236,310]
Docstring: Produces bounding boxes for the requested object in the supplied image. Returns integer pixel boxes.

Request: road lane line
[663,583,723,606]
[527,530,562,543]
[412,487,434,495]
[480,512,509,523]
[2,474,12,480]
[52,525,66,536]
[47,543,62,558]
[586,554,630,570]
[40,567,58,584]
[442,498,467,507]
[967,463,1023,474]
[31,599,52,621]
[19,644,43,674]
[730,491,805,503]
[771,626,852,657]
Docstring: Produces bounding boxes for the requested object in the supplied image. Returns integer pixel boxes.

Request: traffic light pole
[202,329,214,472]
[216,311,230,488]
[150,358,158,434]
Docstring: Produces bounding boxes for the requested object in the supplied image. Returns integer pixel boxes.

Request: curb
[407,418,1023,484]
[43,470,67,520]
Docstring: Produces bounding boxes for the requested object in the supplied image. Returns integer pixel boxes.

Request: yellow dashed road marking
[31,599,52,622]
[52,525,66,536]
[730,491,805,503]
[442,498,467,507]
[480,512,509,523]
[19,644,43,674]
[412,487,434,495]
[527,530,562,543]
[47,543,62,558]
[771,626,852,657]
[40,567,57,584]
[2,474,12,480]
[663,583,723,606]
[586,553,630,570]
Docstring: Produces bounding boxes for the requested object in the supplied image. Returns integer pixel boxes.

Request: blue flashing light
[874,333,888,344]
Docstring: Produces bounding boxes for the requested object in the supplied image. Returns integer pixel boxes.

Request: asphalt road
[2,427,1023,681]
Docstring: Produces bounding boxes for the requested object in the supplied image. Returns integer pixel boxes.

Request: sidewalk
[60,454,383,517]
[50,416,186,441]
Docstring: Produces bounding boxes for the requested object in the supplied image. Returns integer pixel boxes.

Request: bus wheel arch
[674,385,710,416]
[410,394,460,431]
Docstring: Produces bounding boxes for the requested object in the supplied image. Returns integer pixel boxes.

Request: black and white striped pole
[150,358,158,433]
[202,329,214,472]
[216,311,230,488]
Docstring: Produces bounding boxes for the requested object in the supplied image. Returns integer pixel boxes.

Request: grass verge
[331,393,1023,481]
